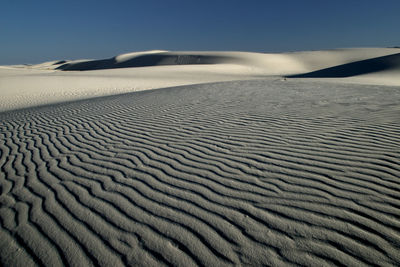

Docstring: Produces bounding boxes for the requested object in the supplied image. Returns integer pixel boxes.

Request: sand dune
[47,48,400,75]
[50,48,400,73]
[1,48,400,112]
[1,79,400,266]
[56,51,239,71]
[288,52,400,78]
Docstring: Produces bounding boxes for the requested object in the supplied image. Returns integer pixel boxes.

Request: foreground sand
[1,79,400,266]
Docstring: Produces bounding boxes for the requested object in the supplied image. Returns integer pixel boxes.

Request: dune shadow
[287,53,400,78]
[53,60,67,65]
[57,53,236,71]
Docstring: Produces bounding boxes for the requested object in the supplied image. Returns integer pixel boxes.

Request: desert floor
[1,49,400,266]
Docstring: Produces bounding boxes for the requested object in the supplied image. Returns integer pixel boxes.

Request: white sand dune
[36,48,400,73]
[298,51,400,76]
[1,48,400,266]
[1,48,400,112]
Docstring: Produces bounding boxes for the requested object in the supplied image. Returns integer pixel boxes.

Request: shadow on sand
[57,53,236,71]
[287,53,400,78]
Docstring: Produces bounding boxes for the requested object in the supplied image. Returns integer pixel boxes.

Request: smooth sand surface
[1,48,400,266]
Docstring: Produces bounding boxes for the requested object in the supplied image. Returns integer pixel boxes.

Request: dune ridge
[52,48,400,73]
[1,79,400,266]
[56,52,239,71]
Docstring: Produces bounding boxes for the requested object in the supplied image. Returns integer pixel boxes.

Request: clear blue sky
[1,0,399,64]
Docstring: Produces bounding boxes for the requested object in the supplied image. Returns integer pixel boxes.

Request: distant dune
[48,48,400,75]
[287,52,400,78]
[56,52,239,71]
[1,48,400,266]
[1,48,400,112]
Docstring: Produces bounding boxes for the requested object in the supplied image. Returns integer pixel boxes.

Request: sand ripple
[1,80,400,266]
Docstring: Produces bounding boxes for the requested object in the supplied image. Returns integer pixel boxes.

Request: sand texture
[1,79,400,266]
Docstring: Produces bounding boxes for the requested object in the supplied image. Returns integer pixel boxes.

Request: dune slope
[1,79,400,266]
[54,48,400,73]
[56,52,238,71]
[287,53,400,78]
